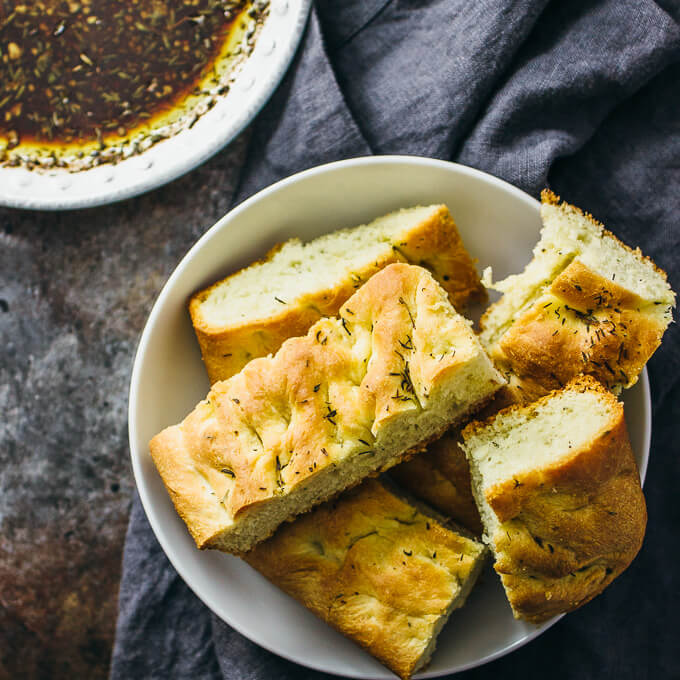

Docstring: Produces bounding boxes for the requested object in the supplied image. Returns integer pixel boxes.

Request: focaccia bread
[190,204,485,383]
[151,264,504,553]
[461,375,646,623]
[393,190,673,536]
[480,189,675,403]
[244,479,487,680]
[390,432,482,535]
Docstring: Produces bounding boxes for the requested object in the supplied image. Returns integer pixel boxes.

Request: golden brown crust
[463,376,647,623]
[190,205,486,383]
[393,205,486,309]
[390,432,482,535]
[480,190,674,404]
[151,264,503,552]
[244,479,487,680]
[489,259,668,398]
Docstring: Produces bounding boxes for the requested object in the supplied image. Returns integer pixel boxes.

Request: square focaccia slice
[244,479,487,680]
[462,375,646,623]
[151,264,504,553]
[480,189,674,403]
[191,204,486,383]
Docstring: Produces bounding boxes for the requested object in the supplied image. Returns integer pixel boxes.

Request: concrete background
[0,134,248,679]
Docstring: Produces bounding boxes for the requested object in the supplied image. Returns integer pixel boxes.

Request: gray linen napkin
[112,2,680,678]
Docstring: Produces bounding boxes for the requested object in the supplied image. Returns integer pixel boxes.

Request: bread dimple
[244,479,487,680]
[150,263,504,553]
[461,375,647,623]
[190,204,486,383]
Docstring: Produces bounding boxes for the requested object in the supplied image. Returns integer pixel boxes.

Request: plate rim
[128,155,652,678]
[0,0,312,211]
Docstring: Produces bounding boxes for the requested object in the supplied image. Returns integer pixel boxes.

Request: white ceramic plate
[0,0,311,211]
[129,157,651,679]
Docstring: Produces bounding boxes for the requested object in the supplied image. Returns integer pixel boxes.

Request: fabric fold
[111,497,221,680]
[457,0,680,195]
[235,8,372,203]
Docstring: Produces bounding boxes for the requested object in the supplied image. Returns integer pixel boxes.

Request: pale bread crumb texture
[467,389,612,495]
[190,204,485,382]
[151,264,504,554]
[464,379,614,542]
[244,479,487,680]
[198,207,446,326]
[462,375,647,623]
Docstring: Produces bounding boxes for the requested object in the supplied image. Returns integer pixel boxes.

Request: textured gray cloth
[112,2,680,678]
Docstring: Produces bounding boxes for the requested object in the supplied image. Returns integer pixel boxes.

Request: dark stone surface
[0,134,248,680]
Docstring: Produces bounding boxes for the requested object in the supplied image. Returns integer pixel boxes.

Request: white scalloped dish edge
[0,0,311,210]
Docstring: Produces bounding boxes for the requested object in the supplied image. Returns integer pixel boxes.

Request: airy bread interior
[464,384,613,544]
[199,205,465,328]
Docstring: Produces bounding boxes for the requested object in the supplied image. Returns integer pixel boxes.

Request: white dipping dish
[0,0,311,210]
[129,156,651,679]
